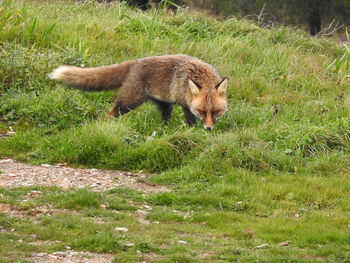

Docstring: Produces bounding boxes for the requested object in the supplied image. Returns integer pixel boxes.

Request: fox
[49,54,228,130]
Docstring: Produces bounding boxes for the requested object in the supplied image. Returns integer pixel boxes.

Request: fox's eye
[199,110,206,116]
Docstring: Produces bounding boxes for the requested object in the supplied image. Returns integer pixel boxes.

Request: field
[1,0,350,262]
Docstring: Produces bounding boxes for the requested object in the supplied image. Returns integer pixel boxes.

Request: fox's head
[189,78,228,131]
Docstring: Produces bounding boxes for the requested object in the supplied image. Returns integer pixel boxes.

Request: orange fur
[49,55,228,130]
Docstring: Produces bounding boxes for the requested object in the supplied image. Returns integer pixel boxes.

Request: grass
[0,0,350,262]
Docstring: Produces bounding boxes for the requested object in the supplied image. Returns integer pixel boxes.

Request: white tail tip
[48,66,70,80]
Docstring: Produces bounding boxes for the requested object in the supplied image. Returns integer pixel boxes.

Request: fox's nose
[205,126,212,131]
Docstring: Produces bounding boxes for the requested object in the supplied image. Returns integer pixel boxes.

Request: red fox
[49,54,228,130]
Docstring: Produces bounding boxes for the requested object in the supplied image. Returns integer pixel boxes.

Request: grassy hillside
[1,0,350,262]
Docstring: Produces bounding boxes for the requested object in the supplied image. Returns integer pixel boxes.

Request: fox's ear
[189,79,200,96]
[216,78,227,96]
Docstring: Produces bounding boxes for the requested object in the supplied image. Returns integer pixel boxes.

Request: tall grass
[1,1,350,261]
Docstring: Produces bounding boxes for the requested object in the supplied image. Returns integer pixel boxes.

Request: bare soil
[0,159,170,193]
[0,158,170,263]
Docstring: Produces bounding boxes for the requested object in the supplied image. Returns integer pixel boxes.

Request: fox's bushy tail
[48,60,134,91]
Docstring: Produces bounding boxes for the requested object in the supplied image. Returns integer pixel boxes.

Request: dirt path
[0,159,170,193]
[29,251,114,263]
[0,158,170,262]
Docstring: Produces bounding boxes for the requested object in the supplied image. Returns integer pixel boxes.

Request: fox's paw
[105,113,112,121]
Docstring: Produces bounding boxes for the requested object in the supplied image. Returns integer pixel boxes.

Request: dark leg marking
[152,99,174,122]
[182,106,197,126]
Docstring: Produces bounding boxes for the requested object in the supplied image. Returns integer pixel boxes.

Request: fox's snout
[203,115,215,131]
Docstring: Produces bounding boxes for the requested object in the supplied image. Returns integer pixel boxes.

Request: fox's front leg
[152,99,174,122]
[182,106,197,126]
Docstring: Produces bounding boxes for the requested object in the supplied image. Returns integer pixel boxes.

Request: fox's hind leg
[105,84,147,120]
[152,99,173,122]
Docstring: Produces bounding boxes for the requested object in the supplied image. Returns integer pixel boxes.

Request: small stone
[65,246,71,250]
[30,234,37,240]
[294,213,300,218]
[0,159,14,164]
[33,253,45,257]
[178,240,187,244]
[278,241,290,246]
[18,239,23,243]
[52,251,66,256]
[115,227,128,232]
[0,203,11,212]
[255,243,268,249]
[6,131,16,136]
[123,243,134,248]
[40,164,52,167]
[137,209,147,215]
[144,205,152,210]
[99,204,106,209]
[27,190,42,198]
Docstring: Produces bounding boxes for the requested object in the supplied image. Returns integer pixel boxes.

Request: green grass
[1,0,350,262]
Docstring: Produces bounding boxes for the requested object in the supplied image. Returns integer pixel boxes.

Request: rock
[0,159,14,164]
[178,240,187,244]
[33,253,45,257]
[65,246,71,250]
[40,164,52,167]
[123,243,134,248]
[26,190,42,198]
[144,205,152,210]
[18,239,23,243]
[278,240,290,246]
[6,131,16,136]
[30,234,37,241]
[115,227,128,232]
[255,243,268,249]
[137,210,147,216]
[0,203,11,212]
